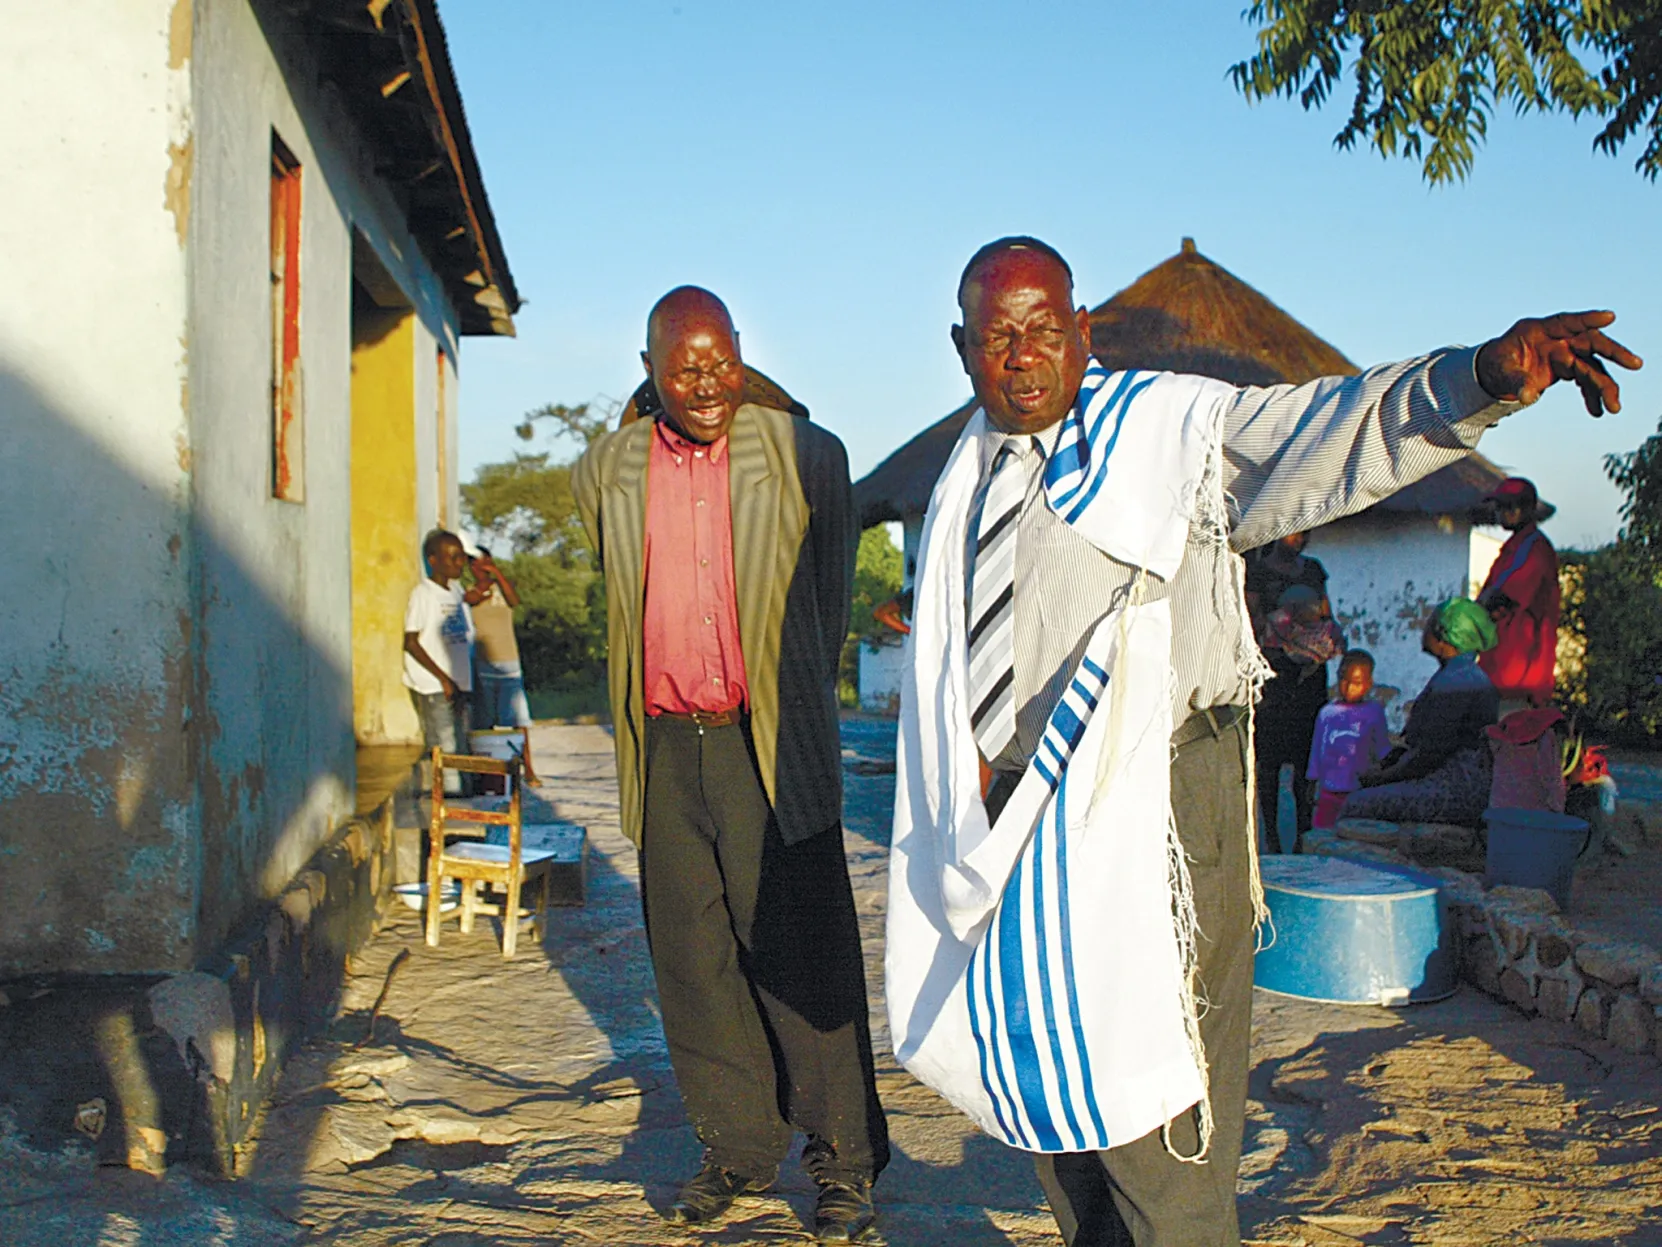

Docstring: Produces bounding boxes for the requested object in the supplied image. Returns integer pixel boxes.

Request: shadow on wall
[0,360,361,1170]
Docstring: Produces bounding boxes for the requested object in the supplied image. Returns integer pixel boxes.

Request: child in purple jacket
[1307,650,1393,829]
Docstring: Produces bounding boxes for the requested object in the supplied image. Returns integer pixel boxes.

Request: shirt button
[703,615,713,625]
[700,558,709,567]
[696,499,705,507]
[712,676,722,684]
[694,450,704,458]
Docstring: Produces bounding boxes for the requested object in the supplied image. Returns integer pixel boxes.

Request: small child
[1306,649,1392,829]
[404,529,475,793]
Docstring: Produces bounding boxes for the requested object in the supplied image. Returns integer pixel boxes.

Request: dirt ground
[2,721,1657,1246]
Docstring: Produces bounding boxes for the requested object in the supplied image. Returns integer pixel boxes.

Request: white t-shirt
[403,578,474,694]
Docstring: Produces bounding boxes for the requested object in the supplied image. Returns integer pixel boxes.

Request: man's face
[1279,531,1308,555]
[644,305,746,444]
[431,538,467,584]
[1497,502,1527,531]
[953,250,1092,436]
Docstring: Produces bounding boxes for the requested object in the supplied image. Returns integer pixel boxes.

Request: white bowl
[393,882,460,913]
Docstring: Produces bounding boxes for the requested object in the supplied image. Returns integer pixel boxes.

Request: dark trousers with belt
[1008,711,1256,1247]
[639,715,889,1185]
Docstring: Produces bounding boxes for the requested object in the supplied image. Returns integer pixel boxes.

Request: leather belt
[1171,703,1247,750]
[654,708,741,729]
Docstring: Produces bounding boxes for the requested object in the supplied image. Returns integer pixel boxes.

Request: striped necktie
[969,437,1028,761]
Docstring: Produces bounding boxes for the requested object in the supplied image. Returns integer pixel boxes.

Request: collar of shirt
[655,418,728,465]
[979,418,1062,475]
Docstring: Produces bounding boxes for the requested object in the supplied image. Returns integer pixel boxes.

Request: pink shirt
[642,420,748,716]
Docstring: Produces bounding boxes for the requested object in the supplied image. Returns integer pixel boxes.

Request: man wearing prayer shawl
[885,236,1639,1247]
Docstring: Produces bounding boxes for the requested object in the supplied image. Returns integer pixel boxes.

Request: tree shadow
[1238,988,1662,1245]
[0,315,364,1237]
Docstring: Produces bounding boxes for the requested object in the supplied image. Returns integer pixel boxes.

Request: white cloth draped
[885,364,1236,1153]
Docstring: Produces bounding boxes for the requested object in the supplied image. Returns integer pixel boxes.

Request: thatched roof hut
[853,239,1541,529]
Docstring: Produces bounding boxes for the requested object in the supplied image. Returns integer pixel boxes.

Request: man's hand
[1475,311,1642,416]
[439,673,459,700]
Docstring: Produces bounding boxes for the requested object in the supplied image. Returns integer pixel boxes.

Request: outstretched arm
[1225,313,1640,553]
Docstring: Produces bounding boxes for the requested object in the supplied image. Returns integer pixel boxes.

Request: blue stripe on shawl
[1053,779,1107,1144]
[981,919,1031,1148]
[1029,812,1085,1149]
[1080,655,1108,683]
[998,855,1061,1150]
[1062,376,1157,523]
[964,943,1015,1144]
[1047,371,1137,507]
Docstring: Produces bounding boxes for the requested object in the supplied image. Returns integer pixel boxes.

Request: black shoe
[662,1162,774,1225]
[814,1178,875,1242]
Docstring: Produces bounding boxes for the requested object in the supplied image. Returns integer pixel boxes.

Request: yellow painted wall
[350,306,421,744]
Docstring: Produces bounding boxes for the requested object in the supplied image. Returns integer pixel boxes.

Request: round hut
[852,238,1545,717]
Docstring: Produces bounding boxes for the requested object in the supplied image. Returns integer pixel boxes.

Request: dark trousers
[639,715,889,1184]
[1255,692,1320,853]
[1027,715,1256,1247]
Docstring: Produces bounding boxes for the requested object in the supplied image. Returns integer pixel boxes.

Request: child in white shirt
[404,530,475,792]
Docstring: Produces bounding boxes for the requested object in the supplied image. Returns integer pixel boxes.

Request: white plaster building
[0,0,518,975]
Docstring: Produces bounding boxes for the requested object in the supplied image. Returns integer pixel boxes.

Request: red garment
[1477,523,1560,706]
[642,421,748,716]
[1312,787,1350,830]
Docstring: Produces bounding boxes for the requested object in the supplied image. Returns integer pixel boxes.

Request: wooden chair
[425,748,555,958]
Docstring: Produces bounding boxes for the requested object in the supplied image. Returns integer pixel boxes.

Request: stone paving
[2,721,1658,1245]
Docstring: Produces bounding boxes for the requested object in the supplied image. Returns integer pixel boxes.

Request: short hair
[423,528,460,561]
[1339,648,1375,673]
[957,236,1074,305]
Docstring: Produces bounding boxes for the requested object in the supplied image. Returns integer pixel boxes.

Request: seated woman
[1340,598,1501,826]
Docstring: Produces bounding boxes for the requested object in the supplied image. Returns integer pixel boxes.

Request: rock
[147,973,235,1084]
[1500,968,1538,1013]
[1400,821,1479,866]
[1487,885,1560,915]
[1538,977,1580,1023]
[1575,940,1657,989]
[1640,964,1662,1007]
[1336,818,1400,846]
[1607,994,1655,1055]
[1426,866,1485,904]
[1535,931,1575,970]
[1574,990,1609,1038]
[279,885,314,933]
[1466,937,1503,995]
[1488,905,1557,960]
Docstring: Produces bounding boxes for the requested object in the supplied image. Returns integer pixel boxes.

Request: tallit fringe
[1164,796,1214,1164]
[1195,410,1273,935]
[1159,408,1278,1164]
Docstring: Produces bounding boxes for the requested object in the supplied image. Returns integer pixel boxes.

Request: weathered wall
[1308,513,1476,730]
[186,0,464,955]
[0,0,468,975]
[0,0,200,973]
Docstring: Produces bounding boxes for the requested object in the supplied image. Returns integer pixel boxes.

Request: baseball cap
[1484,477,1538,510]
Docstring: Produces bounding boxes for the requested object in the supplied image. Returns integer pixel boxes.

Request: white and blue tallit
[886,363,1240,1156]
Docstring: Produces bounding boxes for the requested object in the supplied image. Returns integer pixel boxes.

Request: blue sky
[443,0,1659,548]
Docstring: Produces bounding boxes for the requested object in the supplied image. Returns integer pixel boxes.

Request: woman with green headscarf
[1341,598,1502,825]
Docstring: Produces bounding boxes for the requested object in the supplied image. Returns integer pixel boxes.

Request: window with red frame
[271,134,303,501]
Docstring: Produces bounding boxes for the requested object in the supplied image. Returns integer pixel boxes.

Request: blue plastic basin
[1254,854,1456,1005]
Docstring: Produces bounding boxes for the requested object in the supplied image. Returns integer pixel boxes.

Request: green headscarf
[1433,597,1499,654]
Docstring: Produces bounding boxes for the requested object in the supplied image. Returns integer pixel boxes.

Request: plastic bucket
[1483,807,1590,908]
[468,729,522,794]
